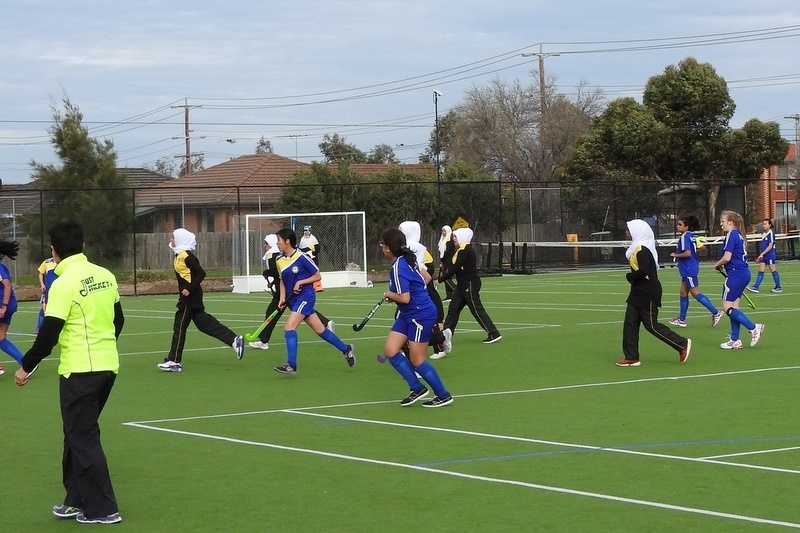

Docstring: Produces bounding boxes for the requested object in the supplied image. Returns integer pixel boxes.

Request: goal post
[232,211,368,294]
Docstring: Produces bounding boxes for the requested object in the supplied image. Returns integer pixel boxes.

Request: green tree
[178,154,204,176]
[561,57,788,231]
[27,97,132,264]
[318,133,367,163]
[147,157,179,178]
[366,143,399,164]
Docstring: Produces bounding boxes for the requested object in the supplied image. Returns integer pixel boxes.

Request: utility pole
[522,45,560,176]
[171,98,202,174]
[784,114,799,233]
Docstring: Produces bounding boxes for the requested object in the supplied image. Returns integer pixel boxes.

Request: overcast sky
[1,0,799,184]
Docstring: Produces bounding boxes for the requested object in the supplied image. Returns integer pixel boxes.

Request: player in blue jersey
[667,215,723,328]
[273,228,354,375]
[715,210,764,349]
[0,241,24,376]
[747,218,782,294]
[379,228,452,407]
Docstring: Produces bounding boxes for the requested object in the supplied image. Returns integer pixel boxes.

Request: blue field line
[416,435,800,467]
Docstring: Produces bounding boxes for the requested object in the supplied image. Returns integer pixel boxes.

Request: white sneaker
[430,351,447,360]
[442,328,453,354]
[249,341,269,350]
[711,310,724,327]
[668,318,687,327]
[750,323,764,347]
[326,320,335,333]
[745,286,759,293]
[720,339,743,350]
[157,360,182,372]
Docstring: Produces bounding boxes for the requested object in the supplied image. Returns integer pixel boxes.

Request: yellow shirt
[47,253,120,376]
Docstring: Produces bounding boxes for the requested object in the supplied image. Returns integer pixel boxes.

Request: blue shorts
[722,272,751,302]
[681,275,699,289]
[391,312,436,343]
[761,257,777,266]
[288,296,316,316]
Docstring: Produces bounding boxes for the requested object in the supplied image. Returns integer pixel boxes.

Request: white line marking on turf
[124,422,800,529]
[701,446,800,460]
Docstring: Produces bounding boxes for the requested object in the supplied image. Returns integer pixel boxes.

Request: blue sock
[414,360,449,398]
[729,308,755,331]
[285,330,298,368]
[319,328,349,353]
[694,293,717,314]
[754,272,764,289]
[679,296,689,320]
[36,309,44,330]
[772,271,781,289]
[0,338,23,364]
[730,320,741,341]
[388,353,423,391]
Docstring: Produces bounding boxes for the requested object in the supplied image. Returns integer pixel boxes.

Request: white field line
[124,421,800,529]
[701,446,800,460]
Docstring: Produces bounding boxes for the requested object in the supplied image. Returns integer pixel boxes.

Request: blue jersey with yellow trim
[277,249,318,302]
[389,255,436,319]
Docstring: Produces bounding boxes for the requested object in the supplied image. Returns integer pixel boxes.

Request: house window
[200,208,214,233]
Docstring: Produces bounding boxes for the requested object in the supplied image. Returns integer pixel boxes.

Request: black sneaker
[400,387,429,406]
[344,344,356,367]
[274,363,297,375]
[422,394,454,408]
[482,333,502,344]
[76,512,122,524]
[52,504,82,519]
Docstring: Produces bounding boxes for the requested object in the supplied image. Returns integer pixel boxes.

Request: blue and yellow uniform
[277,249,320,315]
[389,255,436,343]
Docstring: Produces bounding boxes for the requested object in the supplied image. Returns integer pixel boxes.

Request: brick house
[755,143,797,232]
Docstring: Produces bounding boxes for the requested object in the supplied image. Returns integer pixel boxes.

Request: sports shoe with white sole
[157,359,182,372]
[274,363,297,375]
[344,344,356,367]
[75,512,122,524]
[616,359,641,367]
[679,338,691,364]
[429,351,447,360]
[746,286,760,293]
[442,328,452,354]
[422,394,453,408]
[400,387,429,406]
[750,323,764,347]
[482,333,502,344]
[232,335,245,360]
[771,287,782,293]
[248,340,269,350]
[668,318,687,327]
[720,339,743,350]
[711,310,724,327]
[52,504,82,519]
[0,362,4,375]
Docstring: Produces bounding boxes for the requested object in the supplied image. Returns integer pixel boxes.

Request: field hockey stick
[352,297,385,331]
[716,268,756,309]
[244,309,280,341]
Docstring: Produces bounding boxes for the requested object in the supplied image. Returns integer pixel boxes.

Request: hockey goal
[232,211,367,293]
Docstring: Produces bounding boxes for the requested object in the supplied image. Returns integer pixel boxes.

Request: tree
[443,77,602,182]
[178,154,204,176]
[146,157,179,178]
[255,136,274,154]
[366,144,399,164]
[561,57,789,231]
[27,97,132,264]
[420,110,460,168]
[318,133,367,163]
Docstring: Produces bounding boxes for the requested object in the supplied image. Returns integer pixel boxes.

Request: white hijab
[438,225,452,257]
[625,220,658,268]
[169,228,196,253]
[399,220,426,267]
[453,227,473,247]
[262,234,278,261]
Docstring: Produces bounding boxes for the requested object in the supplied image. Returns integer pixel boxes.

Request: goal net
[232,211,367,293]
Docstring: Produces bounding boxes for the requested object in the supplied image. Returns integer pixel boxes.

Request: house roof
[117,167,172,188]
